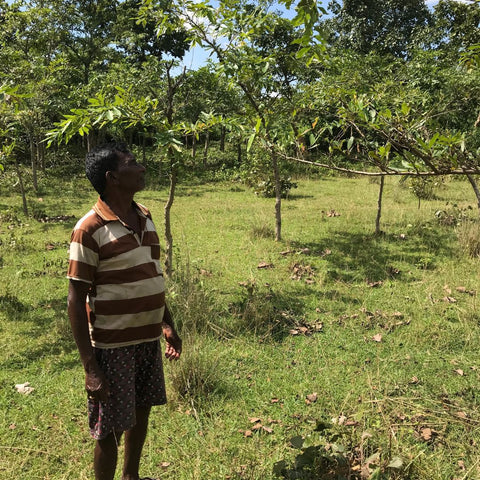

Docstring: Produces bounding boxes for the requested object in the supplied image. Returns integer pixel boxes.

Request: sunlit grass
[1,171,480,479]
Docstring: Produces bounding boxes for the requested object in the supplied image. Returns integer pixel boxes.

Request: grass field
[1,170,480,479]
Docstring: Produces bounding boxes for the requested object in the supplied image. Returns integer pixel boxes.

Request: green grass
[1,171,480,479]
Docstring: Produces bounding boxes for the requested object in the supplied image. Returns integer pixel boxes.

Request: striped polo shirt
[67,198,165,348]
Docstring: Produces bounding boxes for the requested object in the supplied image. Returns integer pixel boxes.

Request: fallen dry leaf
[367,281,383,288]
[290,263,315,282]
[267,418,280,424]
[160,462,171,469]
[306,392,318,404]
[262,426,274,434]
[15,383,34,395]
[372,333,383,342]
[257,262,274,269]
[419,427,437,442]
[336,415,347,425]
[454,369,465,376]
[249,417,262,424]
[325,209,341,217]
[442,296,457,303]
[456,286,476,295]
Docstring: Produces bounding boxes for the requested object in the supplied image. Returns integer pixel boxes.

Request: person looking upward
[67,142,182,480]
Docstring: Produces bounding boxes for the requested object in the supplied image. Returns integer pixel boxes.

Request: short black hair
[85,142,130,195]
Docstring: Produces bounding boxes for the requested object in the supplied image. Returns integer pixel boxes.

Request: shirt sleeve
[67,228,99,284]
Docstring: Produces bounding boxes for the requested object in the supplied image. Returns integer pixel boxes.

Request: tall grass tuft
[167,336,222,413]
[167,259,219,335]
[250,222,274,239]
[457,220,480,258]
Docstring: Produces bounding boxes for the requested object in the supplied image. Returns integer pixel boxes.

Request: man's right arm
[67,279,109,402]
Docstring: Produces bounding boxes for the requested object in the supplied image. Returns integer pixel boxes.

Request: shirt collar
[93,197,149,222]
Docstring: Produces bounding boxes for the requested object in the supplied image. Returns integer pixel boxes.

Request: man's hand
[85,365,110,402]
[163,324,182,361]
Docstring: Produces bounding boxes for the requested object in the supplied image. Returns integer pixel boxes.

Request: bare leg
[94,431,122,480]
[122,406,152,480]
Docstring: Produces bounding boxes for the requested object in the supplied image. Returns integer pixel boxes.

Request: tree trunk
[142,133,146,165]
[162,62,185,277]
[87,132,93,152]
[192,135,197,160]
[30,136,38,192]
[466,173,480,215]
[220,126,225,152]
[38,140,45,171]
[375,176,385,235]
[271,151,282,241]
[164,162,177,278]
[203,131,209,168]
[14,156,28,216]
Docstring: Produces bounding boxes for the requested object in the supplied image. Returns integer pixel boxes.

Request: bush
[254,177,298,198]
[237,150,298,198]
[435,203,473,227]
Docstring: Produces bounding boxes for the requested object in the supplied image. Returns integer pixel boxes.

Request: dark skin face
[103,151,147,234]
[107,151,146,196]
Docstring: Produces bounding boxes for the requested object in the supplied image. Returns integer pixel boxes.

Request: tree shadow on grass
[228,284,361,342]
[0,294,29,318]
[1,295,78,372]
[289,226,456,284]
[285,193,315,201]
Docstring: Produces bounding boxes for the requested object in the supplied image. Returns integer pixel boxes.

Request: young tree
[142,0,324,241]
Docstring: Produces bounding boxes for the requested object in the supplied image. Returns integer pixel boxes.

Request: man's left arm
[162,304,182,360]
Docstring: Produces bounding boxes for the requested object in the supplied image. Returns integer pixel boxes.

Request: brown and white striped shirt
[67,198,165,348]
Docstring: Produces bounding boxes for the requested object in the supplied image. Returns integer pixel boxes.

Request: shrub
[435,203,473,227]
[254,177,298,198]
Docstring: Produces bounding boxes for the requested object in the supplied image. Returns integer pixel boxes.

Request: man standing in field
[67,142,182,480]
